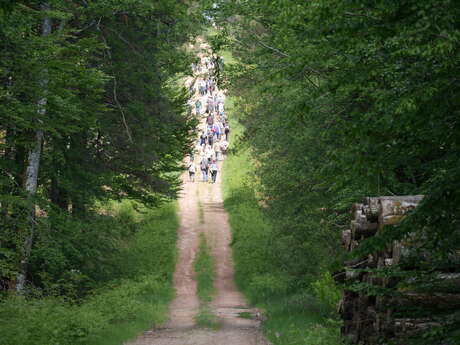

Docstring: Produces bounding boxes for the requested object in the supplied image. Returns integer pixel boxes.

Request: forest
[1,1,460,345]
[213,1,460,344]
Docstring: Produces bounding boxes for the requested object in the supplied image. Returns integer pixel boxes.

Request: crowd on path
[186,47,230,184]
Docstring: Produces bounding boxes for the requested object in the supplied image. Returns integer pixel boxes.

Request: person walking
[214,140,222,161]
[218,102,225,116]
[218,56,225,71]
[206,96,214,114]
[217,121,223,140]
[207,131,214,146]
[220,138,229,156]
[224,124,230,141]
[195,99,202,115]
[199,80,206,96]
[210,160,218,183]
[200,157,209,182]
[188,160,196,182]
[205,144,215,162]
[209,78,215,94]
[213,94,219,112]
[200,131,207,146]
[206,114,214,128]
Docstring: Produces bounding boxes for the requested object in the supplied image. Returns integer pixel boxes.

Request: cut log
[351,220,378,239]
[346,270,361,280]
[394,318,442,336]
[339,195,431,344]
[364,197,380,221]
[352,203,365,220]
[378,196,423,228]
[342,229,352,249]
[394,293,460,310]
[367,254,378,268]
[350,240,360,251]
[345,258,369,268]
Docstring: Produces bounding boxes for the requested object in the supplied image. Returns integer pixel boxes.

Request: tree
[1,0,205,292]
[212,0,460,302]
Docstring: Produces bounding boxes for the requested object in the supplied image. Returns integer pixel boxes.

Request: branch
[103,26,144,57]
[252,34,290,58]
[344,11,379,20]
[97,23,133,144]
[113,76,133,144]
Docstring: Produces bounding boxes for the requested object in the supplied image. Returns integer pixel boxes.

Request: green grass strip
[194,233,220,328]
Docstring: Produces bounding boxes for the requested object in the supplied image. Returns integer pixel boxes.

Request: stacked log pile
[336,195,460,344]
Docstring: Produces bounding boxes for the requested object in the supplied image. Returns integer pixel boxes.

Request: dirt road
[126,42,269,345]
[126,166,268,345]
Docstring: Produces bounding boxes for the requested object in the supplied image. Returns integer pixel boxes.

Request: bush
[0,296,105,345]
[222,112,343,345]
[248,274,288,302]
[312,272,342,313]
[0,202,178,345]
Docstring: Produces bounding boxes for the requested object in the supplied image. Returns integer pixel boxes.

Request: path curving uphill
[126,39,270,345]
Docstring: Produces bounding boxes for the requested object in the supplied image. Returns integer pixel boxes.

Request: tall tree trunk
[16,2,51,293]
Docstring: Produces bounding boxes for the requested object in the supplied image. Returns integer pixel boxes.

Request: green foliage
[312,272,342,313]
[194,233,220,328]
[0,276,171,345]
[194,233,216,304]
[214,0,460,259]
[223,104,342,345]
[213,0,460,343]
[0,296,105,345]
[264,301,343,345]
[0,0,206,291]
[214,1,460,342]
[0,202,178,345]
[195,306,221,330]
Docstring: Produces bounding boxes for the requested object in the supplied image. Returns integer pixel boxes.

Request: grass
[90,201,179,345]
[222,95,343,345]
[198,201,205,224]
[0,201,179,345]
[195,306,221,330]
[194,233,221,329]
[238,311,253,319]
[194,233,215,304]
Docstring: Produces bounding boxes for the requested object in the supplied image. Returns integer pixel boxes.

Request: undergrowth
[222,110,343,345]
[194,233,220,329]
[0,202,178,345]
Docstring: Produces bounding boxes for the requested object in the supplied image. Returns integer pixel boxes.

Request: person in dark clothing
[200,131,207,146]
[207,114,214,128]
[210,160,218,183]
[224,124,230,141]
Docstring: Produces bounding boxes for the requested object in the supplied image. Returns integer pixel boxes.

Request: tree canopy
[211,0,460,302]
[1,0,207,293]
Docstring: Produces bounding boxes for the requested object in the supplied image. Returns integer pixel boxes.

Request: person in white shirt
[220,139,229,156]
[214,141,222,161]
[210,160,218,183]
[188,161,196,182]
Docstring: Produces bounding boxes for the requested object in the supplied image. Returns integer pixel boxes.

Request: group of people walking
[187,50,230,184]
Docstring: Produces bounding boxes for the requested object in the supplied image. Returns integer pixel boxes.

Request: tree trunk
[16,2,51,293]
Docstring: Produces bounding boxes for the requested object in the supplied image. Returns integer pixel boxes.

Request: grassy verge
[0,202,178,345]
[198,201,205,224]
[222,108,343,345]
[194,233,220,329]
